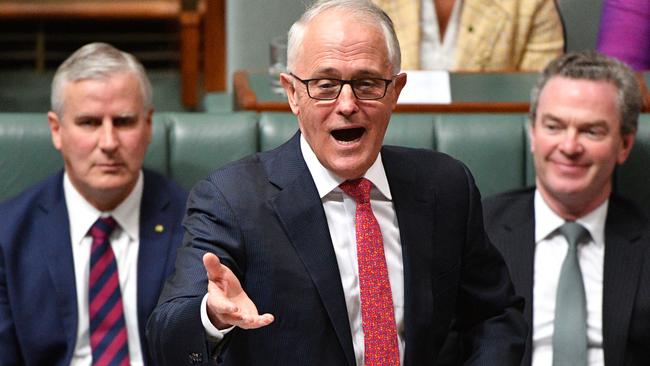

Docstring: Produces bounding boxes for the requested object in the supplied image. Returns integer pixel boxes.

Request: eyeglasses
[290,73,394,100]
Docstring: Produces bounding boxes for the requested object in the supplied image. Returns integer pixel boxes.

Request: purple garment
[597,0,650,71]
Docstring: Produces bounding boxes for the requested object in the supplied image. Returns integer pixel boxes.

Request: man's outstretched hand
[203,252,274,330]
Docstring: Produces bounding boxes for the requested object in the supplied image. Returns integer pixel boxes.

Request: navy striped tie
[88,216,130,366]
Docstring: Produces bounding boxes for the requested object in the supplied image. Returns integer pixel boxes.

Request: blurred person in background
[374,0,564,71]
[597,0,650,71]
[0,42,187,366]
[484,50,650,366]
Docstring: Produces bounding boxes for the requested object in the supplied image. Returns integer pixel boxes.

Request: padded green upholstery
[146,115,170,176]
[0,113,62,200]
[617,115,650,217]
[435,114,528,197]
[3,111,650,217]
[166,112,258,190]
[258,112,299,152]
[384,114,437,148]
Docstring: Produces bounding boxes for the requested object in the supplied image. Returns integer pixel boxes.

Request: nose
[335,84,359,116]
[558,128,583,156]
[99,119,119,151]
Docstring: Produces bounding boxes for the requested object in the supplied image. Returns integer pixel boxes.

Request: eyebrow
[541,113,610,128]
[72,113,139,121]
[310,67,385,79]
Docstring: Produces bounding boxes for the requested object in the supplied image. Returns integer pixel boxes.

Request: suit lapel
[488,191,535,365]
[137,171,177,356]
[40,174,79,356]
[382,149,434,364]
[602,196,646,366]
[266,134,355,366]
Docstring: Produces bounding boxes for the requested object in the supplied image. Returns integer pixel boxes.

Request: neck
[537,184,610,221]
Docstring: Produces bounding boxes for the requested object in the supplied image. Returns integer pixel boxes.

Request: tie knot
[89,216,117,241]
[558,221,589,249]
[339,178,372,204]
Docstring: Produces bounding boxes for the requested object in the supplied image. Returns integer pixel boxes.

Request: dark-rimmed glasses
[290,73,394,100]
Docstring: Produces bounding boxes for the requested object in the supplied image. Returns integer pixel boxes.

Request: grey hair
[286,0,401,75]
[51,42,153,116]
[530,50,642,135]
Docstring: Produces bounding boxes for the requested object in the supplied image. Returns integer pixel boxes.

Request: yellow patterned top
[373,0,565,71]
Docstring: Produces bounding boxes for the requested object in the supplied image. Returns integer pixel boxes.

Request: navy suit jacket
[147,133,527,365]
[483,188,650,366]
[0,169,187,366]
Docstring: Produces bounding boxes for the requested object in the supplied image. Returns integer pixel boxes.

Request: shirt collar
[64,171,143,246]
[534,189,608,248]
[300,134,392,200]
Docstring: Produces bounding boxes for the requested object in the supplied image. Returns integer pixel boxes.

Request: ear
[528,119,536,154]
[617,132,636,164]
[389,73,407,109]
[48,111,63,151]
[280,72,300,115]
[144,108,154,145]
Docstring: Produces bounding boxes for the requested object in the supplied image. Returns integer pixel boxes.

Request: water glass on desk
[269,35,288,95]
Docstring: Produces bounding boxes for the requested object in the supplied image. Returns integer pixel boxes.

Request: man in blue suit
[147,1,527,365]
[0,43,187,365]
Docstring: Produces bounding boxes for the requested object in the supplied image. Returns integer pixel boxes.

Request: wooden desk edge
[234,70,259,110]
[233,71,650,113]
[0,2,181,20]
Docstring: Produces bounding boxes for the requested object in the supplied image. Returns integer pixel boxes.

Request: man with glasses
[147,1,527,365]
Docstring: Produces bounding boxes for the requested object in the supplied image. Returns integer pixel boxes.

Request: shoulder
[609,193,648,228]
[382,146,479,208]
[143,169,188,204]
[0,172,63,236]
[200,135,300,194]
[483,187,534,220]
[382,145,468,177]
[0,172,62,214]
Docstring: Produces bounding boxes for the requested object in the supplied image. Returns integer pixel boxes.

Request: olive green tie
[552,221,589,366]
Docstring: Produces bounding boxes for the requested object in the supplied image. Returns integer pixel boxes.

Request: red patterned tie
[88,216,130,366]
[339,178,400,366]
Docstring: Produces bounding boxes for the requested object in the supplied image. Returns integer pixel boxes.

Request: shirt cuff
[201,293,235,340]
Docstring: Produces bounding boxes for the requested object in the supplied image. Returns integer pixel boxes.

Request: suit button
[189,352,203,364]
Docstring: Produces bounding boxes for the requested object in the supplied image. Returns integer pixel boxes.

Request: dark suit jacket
[0,169,187,366]
[483,187,650,366]
[147,133,527,366]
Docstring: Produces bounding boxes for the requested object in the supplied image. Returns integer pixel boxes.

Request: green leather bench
[1,112,649,217]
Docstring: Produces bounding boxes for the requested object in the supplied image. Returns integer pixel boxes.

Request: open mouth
[331,127,365,142]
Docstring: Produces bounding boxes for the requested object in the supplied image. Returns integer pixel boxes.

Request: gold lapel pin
[154,224,164,233]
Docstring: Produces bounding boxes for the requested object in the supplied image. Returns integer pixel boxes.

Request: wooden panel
[0,0,203,109]
[0,1,181,20]
[203,0,226,91]
[180,11,200,108]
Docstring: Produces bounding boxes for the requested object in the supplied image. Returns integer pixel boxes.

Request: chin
[330,164,368,180]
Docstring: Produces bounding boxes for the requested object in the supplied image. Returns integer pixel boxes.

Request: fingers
[203,252,224,282]
[227,313,275,330]
[201,252,274,330]
[207,296,274,330]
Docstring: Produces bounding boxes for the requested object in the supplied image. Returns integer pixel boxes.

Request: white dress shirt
[65,172,144,366]
[420,0,463,70]
[301,136,405,365]
[532,190,605,366]
[200,136,405,366]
